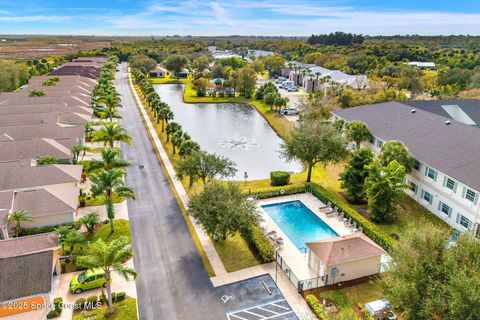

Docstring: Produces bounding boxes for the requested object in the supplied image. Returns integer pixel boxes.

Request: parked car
[287,86,297,92]
[69,268,108,294]
[275,77,287,84]
[280,80,294,89]
[281,107,299,115]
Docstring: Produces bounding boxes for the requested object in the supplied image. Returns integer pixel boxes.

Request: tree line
[307,32,365,46]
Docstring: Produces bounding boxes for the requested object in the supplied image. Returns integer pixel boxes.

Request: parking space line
[258,306,279,315]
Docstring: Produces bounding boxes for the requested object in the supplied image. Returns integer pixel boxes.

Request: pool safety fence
[274,251,326,292]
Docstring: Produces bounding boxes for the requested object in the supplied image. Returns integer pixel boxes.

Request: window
[413,159,421,171]
[465,189,476,203]
[438,201,452,217]
[376,139,383,148]
[459,214,471,229]
[445,178,456,191]
[409,181,417,194]
[426,167,437,181]
[422,190,433,205]
[369,136,375,144]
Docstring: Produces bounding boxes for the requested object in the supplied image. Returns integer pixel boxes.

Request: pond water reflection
[154,84,303,180]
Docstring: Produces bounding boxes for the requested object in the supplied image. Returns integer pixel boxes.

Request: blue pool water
[261,200,338,250]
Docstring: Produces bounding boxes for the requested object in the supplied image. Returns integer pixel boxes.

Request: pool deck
[257,193,354,282]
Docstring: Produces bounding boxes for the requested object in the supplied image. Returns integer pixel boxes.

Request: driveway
[115,63,226,320]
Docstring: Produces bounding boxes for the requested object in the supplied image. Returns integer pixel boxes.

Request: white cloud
[0,15,69,23]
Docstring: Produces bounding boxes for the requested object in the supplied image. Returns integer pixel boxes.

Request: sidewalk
[127,71,228,276]
[77,201,129,221]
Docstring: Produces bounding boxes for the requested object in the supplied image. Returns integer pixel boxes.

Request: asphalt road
[116,63,225,320]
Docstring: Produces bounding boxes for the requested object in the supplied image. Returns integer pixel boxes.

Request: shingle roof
[0,161,82,191]
[0,232,58,258]
[0,123,83,141]
[0,188,78,226]
[0,251,54,301]
[307,233,386,266]
[0,138,73,162]
[0,112,89,126]
[0,233,58,301]
[332,101,480,191]
[0,103,92,116]
[402,99,480,127]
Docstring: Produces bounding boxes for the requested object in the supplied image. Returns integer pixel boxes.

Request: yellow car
[69,269,108,294]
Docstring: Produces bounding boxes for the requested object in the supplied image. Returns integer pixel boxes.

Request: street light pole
[244,171,248,186]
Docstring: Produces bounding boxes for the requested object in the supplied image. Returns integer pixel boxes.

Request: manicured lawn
[148,74,190,84]
[88,147,104,153]
[62,220,131,272]
[73,296,137,320]
[307,278,384,319]
[90,219,131,244]
[84,192,126,207]
[212,233,262,272]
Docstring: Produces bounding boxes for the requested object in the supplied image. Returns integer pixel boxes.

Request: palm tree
[78,212,100,234]
[171,130,190,154]
[7,210,33,237]
[165,122,181,143]
[87,147,131,173]
[54,225,74,254]
[90,169,135,233]
[76,237,137,315]
[92,123,132,148]
[64,229,86,262]
[97,93,122,123]
[72,141,90,164]
[98,108,122,121]
[158,105,174,131]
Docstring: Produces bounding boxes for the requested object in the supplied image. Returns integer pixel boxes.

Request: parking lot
[217,274,299,320]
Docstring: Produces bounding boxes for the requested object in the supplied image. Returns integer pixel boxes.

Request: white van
[280,80,294,89]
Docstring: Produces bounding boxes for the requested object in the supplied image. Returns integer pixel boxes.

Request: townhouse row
[332,99,480,236]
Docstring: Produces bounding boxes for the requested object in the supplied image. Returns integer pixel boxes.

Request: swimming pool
[261,200,338,250]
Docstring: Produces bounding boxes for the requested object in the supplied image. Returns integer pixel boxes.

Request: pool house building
[257,194,388,291]
[332,100,480,236]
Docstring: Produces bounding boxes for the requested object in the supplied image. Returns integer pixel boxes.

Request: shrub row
[306,182,394,251]
[46,297,63,319]
[246,184,305,199]
[18,222,77,237]
[305,295,328,320]
[270,171,291,186]
[242,225,275,262]
[74,291,126,309]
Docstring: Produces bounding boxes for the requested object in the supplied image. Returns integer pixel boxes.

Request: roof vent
[411,109,416,113]
[445,120,451,125]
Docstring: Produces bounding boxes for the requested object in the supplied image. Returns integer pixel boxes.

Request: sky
[1,0,480,36]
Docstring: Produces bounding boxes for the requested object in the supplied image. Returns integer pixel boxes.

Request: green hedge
[74,298,86,309]
[53,297,62,313]
[306,182,394,251]
[270,171,291,186]
[242,225,275,262]
[115,291,126,302]
[246,184,305,199]
[18,222,77,237]
[305,295,328,320]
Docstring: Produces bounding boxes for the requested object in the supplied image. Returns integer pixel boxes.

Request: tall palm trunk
[105,272,114,314]
[106,195,115,233]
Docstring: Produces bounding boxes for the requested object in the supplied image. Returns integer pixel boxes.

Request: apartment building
[332,100,480,235]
